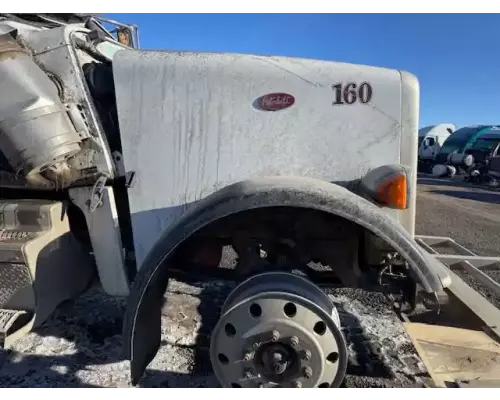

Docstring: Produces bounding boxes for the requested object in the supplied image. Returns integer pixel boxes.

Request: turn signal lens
[375,174,407,209]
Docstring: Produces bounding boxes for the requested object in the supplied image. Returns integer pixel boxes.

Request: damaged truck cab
[1,13,488,389]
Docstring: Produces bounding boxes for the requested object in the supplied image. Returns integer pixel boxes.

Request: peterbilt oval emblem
[256,93,295,111]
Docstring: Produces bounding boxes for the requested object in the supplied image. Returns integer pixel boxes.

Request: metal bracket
[112,151,126,177]
[125,171,136,188]
[88,175,107,213]
[416,235,500,341]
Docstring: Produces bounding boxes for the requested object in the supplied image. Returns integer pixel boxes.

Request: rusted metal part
[0,34,29,60]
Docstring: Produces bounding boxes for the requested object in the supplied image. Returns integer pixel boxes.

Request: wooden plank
[457,380,500,388]
[403,322,500,388]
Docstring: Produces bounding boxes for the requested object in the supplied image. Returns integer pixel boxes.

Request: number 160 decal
[332,82,373,105]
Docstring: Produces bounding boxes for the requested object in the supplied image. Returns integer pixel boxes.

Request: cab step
[0,199,94,348]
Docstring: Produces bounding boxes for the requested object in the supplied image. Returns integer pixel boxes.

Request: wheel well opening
[168,206,405,289]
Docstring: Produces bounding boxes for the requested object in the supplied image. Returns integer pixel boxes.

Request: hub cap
[209,272,347,388]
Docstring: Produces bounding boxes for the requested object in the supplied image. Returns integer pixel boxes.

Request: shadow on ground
[418,176,500,192]
[0,285,127,388]
[429,189,500,205]
[418,177,475,189]
[1,277,428,388]
[0,281,218,388]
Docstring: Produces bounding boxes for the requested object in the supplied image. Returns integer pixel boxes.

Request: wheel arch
[123,176,444,384]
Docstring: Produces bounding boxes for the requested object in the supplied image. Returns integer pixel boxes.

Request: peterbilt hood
[113,50,409,265]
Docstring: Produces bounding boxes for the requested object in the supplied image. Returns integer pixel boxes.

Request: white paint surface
[113,51,408,266]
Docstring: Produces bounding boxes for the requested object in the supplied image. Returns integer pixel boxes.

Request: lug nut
[304,367,313,379]
[293,381,302,388]
[252,342,260,349]
[271,330,280,342]
[302,350,311,361]
[290,336,299,348]
[243,352,253,361]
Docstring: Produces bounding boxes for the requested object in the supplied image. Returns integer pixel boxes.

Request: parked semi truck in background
[417,123,455,172]
[1,14,500,389]
[433,125,499,166]
[431,125,500,179]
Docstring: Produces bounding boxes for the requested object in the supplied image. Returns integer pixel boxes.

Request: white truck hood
[113,50,410,266]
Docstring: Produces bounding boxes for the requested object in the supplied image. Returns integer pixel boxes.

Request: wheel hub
[209,272,348,388]
[256,342,299,381]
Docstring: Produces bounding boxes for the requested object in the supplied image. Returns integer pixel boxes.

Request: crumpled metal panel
[0,36,82,175]
[24,25,116,179]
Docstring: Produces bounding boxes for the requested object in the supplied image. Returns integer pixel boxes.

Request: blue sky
[105,13,500,128]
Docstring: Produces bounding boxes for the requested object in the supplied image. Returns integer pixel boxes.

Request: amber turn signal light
[375,173,408,209]
[359,165,410,209]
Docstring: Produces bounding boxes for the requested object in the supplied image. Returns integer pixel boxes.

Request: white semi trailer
[1,14,499,388]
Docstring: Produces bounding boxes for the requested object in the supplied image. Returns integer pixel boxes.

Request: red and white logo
[256,93,295,111]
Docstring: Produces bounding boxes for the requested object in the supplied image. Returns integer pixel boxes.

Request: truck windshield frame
[470,137,500,152]
[438,126,493,155]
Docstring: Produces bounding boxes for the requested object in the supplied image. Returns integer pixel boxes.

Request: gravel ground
[0,281,429,388]
[416,176,500,309]
[482,269,500,284]
[416,177,500,256]
[453,270,500,310]
[1,178,498,388]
